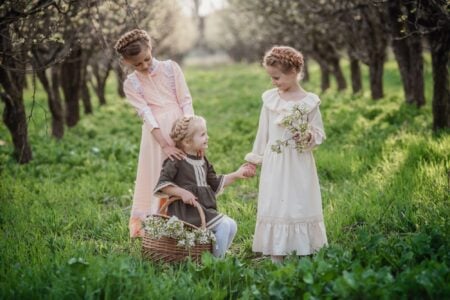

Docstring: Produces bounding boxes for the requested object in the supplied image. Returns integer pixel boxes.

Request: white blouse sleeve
[244,104,269,165]
[123,77,159,131]
[305,104,326,150]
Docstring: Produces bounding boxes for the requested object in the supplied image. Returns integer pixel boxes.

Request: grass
[0,58,449,299]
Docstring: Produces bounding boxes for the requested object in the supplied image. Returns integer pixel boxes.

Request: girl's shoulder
[261,88,278,108]
[303,92,321,110]
[262,88,278,99]
[162,157,183,169]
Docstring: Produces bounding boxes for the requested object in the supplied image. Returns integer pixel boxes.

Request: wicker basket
[142,198,213,263]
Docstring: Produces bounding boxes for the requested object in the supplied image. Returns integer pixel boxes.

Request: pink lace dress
[123,58,194,237]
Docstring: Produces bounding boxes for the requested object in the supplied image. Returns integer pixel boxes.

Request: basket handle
[159,197,207,230]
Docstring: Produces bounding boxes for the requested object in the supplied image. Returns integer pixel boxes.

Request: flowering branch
[271,104,311,154]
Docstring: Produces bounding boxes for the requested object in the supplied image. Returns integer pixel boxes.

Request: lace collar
[262,88,320,114]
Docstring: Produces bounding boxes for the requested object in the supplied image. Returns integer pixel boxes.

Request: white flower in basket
[143,215,216,250]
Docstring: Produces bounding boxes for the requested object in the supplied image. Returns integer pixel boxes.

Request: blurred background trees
[1,0,448,163]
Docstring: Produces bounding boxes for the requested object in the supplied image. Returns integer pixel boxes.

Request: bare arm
[222,164,253,188]
[161,185,198,206]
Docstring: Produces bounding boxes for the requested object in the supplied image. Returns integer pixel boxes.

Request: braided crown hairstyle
[114,29,151,58]
[170,116,206,149]
[263,46,304,75]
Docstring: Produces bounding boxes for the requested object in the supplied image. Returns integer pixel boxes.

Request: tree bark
[369,55,385,100]
[302,57,309,82]
[60,46,82,127]
[0,28,32,163]
[115,63,126,98]
[429,30,450,131]
[91,56,113,106]
[0,91,32,163]
[408,36,425,107]
[330,57,347,91]
[349,55,362,93]
[318,61,330,92]
[36,68,64,139]
[387,1,425,107]
[80,50,92,114]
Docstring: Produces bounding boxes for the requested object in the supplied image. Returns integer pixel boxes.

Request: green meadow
[0,59,449,299]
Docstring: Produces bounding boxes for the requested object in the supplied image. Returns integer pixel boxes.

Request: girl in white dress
[245,46,328,263]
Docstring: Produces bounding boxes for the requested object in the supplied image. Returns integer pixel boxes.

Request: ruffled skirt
[252,146,328,255]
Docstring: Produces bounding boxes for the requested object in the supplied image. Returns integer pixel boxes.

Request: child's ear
[181,139,191,149]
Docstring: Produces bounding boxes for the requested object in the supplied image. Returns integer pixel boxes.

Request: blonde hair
[263,46,304,74]
[114,29,151,58]
[170,116,206,149]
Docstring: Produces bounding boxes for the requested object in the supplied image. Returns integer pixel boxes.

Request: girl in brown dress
[154,116,253,257]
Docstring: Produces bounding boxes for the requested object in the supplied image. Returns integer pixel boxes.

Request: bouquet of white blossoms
[271,104,311,154]
[143,215,216,249]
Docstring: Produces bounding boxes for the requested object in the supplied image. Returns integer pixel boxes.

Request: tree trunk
[80,51,92,114]
[115,63,126,98]
[349,55,362,93]
[60,46,82,127]
[0,28,32,163]
[408,36,425,107]
[302,57,309,82]
[81,79,92,114]
[369,56,384,100]
[387,1,425,107]
[429,30,450,131]
[91,57,113,106]
[36,68,64,139]
[1,91,32,163]
[50,67,65,139]
[97,79,107,106]
[330,57,347,91]
[318,61,330,92]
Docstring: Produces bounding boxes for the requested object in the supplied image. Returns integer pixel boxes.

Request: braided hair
[170,116,206,149]
[263,46,304,75]
[114,29,151,58]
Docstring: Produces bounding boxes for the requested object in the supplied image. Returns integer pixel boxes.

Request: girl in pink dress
[114,29,194,237]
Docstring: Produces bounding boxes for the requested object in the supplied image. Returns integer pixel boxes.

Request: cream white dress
[245,88,328,256]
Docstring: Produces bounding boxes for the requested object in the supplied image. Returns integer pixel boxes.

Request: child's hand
[293,131,312,143]
[243,163,257,177]
[180,190,198,206]
[237,163,256,178]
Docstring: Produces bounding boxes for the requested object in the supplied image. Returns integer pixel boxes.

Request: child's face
[185,121,209,153]
[265,65,298,92]
[124,46,152,73]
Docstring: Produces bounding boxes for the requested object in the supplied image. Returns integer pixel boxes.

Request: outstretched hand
[238,162,257,178]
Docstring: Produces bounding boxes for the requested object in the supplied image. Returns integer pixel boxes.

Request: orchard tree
[0,0,80,162]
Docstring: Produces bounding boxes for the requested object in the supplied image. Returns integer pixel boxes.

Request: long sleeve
[205,158,225,196]
[153,159,180,197]
[172,61,194,116]
[123,77,159,131]
[245,104,269,165]
[304,104,326,151]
